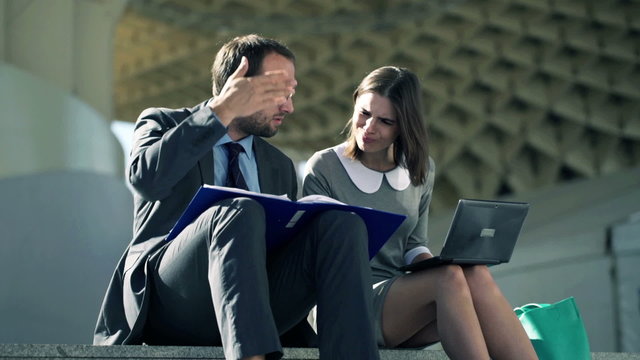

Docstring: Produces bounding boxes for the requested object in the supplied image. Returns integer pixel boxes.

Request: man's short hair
[211,34,295,96]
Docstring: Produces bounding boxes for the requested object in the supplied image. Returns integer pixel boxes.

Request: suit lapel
[254,138,276,194]
[189,100,216,186]
[199,150,215,185]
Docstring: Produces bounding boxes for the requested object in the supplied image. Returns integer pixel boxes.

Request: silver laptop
[400,199,529,272]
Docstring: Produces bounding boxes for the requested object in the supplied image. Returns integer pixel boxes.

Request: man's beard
[235,111,280,138]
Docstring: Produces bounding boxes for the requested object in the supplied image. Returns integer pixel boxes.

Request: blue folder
[166,185,406,259]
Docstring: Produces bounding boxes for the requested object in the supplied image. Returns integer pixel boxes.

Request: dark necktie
[224,142,249,190]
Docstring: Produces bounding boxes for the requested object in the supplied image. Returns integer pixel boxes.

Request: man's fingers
[229,56,248,80]
[256,96,288,109]
[262,69,288,77]
[245,87,293,114]
[262,87,295,98]
[251,74,296,94]
[260,70,297,86]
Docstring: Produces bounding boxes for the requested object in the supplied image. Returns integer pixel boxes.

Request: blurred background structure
[0,0,638,353]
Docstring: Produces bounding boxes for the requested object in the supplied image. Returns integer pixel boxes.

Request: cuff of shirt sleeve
[404,246,432,265]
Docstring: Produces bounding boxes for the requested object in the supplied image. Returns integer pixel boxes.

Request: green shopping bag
[514,297,591,360]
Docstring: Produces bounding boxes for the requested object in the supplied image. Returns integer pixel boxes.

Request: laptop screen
[439,199,530,263]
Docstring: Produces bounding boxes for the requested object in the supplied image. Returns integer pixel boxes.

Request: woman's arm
[410,252,434,263]
[404,157,436,264]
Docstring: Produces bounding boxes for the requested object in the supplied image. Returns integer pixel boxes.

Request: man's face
[235,52,296,138]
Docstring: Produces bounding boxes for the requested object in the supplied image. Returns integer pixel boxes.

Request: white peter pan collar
[333,143,411,194]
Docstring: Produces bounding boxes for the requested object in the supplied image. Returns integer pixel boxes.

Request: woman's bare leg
[463,266,538,360]
[398,320,439,348]
[381,265,490,360]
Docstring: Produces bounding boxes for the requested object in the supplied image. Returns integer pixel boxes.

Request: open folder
[166,185,406,259]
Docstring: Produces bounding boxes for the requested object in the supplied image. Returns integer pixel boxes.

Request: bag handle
[514,303,545,316]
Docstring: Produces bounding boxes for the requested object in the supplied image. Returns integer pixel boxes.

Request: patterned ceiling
[113,0,640,212]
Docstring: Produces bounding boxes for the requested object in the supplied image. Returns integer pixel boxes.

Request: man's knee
[203,197,265,224]
[314,210,368,250]
[318,210,366,234]
[204,197,266,247]
[212,196,263,214]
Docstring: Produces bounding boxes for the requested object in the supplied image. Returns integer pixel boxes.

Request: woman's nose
[363,118,375,132]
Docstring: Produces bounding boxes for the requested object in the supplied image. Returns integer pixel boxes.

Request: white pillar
[0,0,129,179]
[0,0,127,118]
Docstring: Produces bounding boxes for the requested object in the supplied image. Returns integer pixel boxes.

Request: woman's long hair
[344,66,429,185]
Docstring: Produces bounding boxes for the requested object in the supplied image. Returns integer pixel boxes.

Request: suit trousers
[143,197,379,360]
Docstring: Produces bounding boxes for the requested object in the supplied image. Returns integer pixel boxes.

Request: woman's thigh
[380,265,472,347]
[379,269,443,347]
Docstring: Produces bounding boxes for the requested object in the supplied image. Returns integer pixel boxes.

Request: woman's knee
[463,265,498,291]
[437,265,471,295]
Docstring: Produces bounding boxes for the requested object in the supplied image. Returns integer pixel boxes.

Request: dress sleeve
[302,151,334,198]
[405,157,436,256]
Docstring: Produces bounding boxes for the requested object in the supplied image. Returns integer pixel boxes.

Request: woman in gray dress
[303,66,537,360]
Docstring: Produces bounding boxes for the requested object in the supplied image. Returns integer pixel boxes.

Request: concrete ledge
[0,344,639,360]
[0,344,448,359]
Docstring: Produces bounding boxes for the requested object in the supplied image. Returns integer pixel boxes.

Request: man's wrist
[209,99,234,127]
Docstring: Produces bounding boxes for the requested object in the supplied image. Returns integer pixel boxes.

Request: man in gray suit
[93,35,379,360]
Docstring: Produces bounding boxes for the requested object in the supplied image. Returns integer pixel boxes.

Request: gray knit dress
[303,143,435,346]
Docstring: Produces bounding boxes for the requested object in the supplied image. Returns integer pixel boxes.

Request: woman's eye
[360,110,371,117]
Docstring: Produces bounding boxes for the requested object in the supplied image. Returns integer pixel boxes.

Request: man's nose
[279,95,294,114]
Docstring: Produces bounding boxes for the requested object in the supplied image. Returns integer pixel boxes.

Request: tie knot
[225,142,245,156]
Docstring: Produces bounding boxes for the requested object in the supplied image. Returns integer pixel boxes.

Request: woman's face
[352,92,399,156]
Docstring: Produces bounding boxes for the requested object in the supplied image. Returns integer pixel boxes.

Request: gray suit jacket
[93,100,297,345]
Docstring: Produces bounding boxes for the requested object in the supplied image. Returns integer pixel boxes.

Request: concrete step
[1,344,639,359]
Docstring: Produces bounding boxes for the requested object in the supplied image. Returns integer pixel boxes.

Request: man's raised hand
[209,56,296,126]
